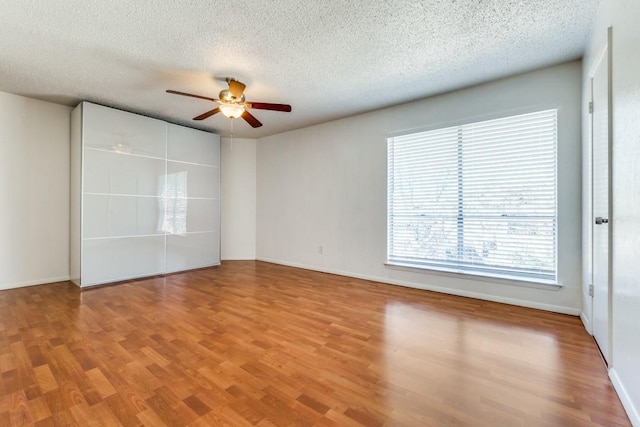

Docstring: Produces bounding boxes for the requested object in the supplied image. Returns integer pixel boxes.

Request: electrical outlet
[589,284,594,297]
[318,245,323,254]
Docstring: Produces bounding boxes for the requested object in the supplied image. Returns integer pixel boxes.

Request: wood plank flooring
[0,261,630,426]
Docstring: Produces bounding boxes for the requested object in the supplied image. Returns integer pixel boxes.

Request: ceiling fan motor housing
[218,89,245,104]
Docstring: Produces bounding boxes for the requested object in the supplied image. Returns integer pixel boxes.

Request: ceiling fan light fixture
[219,103,245,119]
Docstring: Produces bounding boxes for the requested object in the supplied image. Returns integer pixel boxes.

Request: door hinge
[589,284,594,297]
[589,101,593,114]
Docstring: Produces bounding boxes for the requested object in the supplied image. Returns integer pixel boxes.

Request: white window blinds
[387,109,558,283]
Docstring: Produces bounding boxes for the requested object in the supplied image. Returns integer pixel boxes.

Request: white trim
[606,25,614,369]
[255,257,580,316]
[0,276,70,291]
[80,274,160,288]
[580,311,593,335]
[167,158,219,168]
[222,257,257,261]
[83,230,218,241]
[83,193,163,198]
[80,104,85,289]
[609,368,640,427]
[164,123,168,274]
[83,234,165,240]
[79,263,222,288]
[385,262,561,290]
[84,146,165,161]
[83,193,218,201]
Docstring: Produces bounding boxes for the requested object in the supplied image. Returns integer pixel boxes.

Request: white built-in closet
[70,102,220,287]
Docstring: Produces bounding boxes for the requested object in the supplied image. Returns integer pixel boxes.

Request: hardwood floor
[0,261,629,426]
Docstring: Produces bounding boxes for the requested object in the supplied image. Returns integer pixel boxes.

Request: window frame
[386,106,560,286]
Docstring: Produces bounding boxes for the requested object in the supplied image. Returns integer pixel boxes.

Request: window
[387,109,558,283]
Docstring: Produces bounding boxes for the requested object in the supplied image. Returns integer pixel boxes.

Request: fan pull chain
[229,118,234,151]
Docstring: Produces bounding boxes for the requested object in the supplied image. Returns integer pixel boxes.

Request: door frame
[588,26,613,365]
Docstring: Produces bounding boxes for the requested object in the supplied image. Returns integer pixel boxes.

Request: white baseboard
[580,311,592,335]
[610,368,640,427]
[221,257,257,261]
[0,276,70,291]
[255,257,580,316]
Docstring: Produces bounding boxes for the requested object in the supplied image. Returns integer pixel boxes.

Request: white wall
[257,61,582,314]
[0,91,72,289]
[583,1,640,424]
[221,137,257,260]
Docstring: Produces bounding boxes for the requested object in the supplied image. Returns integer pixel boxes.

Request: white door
[591,39,611,365]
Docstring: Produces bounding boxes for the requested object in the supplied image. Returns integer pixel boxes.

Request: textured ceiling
[0,0,600,138]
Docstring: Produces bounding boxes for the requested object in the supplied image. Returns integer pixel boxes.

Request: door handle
[595,217,609,225]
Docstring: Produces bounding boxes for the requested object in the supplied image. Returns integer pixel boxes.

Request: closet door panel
[167,124,219,166]
[82,236,165,285]
[182,198,219,233]
[163,198,219,236]
[165,232,219,273]
[83,194,164,238]
[82,103,166,158]
[166,162,219,199]
[83,150,166,196]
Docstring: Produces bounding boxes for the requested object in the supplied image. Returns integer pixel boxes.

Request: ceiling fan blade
[247,102,292,112]
[228,80,246,98]
[166,89,216,102]
[241,110,263,128]
[193,107,221,120]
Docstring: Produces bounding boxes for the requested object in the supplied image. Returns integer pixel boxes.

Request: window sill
[384,262,562,291]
